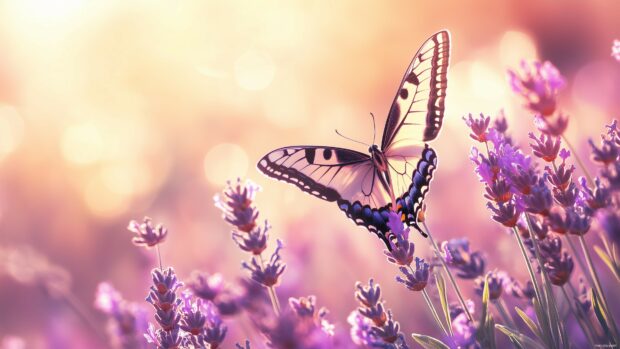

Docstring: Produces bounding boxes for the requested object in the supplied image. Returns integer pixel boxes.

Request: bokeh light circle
[234,50,276,91]
[203,143,249,186]
[60,123,104,165]
[0,105,24,160]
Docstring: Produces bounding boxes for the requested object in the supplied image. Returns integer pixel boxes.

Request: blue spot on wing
[337,145,437,249]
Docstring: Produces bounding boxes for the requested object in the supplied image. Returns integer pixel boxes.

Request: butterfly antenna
[370,112,376,145]
[335,129,370,147]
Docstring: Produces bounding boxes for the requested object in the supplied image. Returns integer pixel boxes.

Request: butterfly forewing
[381,30,450,151]
[257,146,392,204]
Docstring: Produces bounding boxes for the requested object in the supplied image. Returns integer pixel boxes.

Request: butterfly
[257,31,450,248]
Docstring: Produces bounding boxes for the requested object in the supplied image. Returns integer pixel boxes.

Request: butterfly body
[257,31,450,248]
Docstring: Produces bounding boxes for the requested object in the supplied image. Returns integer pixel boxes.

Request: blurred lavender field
[0,1,619,348]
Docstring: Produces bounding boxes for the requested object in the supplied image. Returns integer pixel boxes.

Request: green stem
[259,254,281,316]
[561,285,596,347]
[156,244,163,271]
[493,299,517,330]
[422,288,450,337]
[512,227,554,348]
[422,221,474,323]
[578,235,619,340]
[561,135,594,187]
[525,215,565,348]
[568,282,599,342]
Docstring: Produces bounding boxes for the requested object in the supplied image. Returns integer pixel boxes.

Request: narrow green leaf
[592,288,613,341]
[434,271,452,335]
[515,306,542,340]
[594,245,620,282]
[532,297,553,347]
[411,334,450,349]
[495,324,546,349]
[486,314,497,349]
[481,277,490,323]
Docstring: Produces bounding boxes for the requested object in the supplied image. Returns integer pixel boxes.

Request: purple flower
[534,113,569,137]
[484,178,512,203]
[529,133,561,162]
[545,252,574,286]
[505,279,536,299]
[507,165,538,195]
[371,311,400,343]
[589,137,619,166]
[553,182,579,208]
[214,178,260,233]
[94,282,148,349]
[236,340,251,349]
[463,113,491,142]
[546,163,575,191]
[537,236,563,261]
[186,271,224,302]
[470,148,500,185]
[202,302,227,349]
[612,39,620,62]
[576,277,592,315]
[146,268,183,331]
[474,270,506,300]
[179,293,207,336]
[566,208,591,236]
[384,232,415,266]
[259,309,334,349]
[289,296,319,318]
[348,311,379,346]
[601,162,620,191]
[145,325,183,349]
[494,111,509,134]
[523,181,553,216]
[127,217,167,248]
[600,210,620,245]
[450,301,478,348]
[508,60,565,116]
[242,239,286,287]
[442,239,486,279]
[487,201,520,228]
[232,220,269,255]
[355,279,386,326]
[386,211,409,240]
[355,278,382,308]
[395,258,430,292]
[579,177,611,210]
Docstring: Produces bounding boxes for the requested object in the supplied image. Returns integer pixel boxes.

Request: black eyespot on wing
[335,149,368,163]
[323,149,332,160]
[305,148,316,164]
[406,72,420,85]
[399,88,408,99]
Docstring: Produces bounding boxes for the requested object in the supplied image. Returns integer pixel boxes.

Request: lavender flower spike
[529,132,561,162]
[474,270,506,300]
[442,238,485,279]
[128,217,167,248]
[186,271,224,301]
[396,257,430,291]
[508,60,564,116]
[450,301,478,348]
[242,239,286,287]
[463,113,491,143]
[232,220,269,255]
[214,178,260,233]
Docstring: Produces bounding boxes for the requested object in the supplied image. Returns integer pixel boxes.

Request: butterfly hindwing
[381,30,450,151]
[337,145,437,246]
[257,146,373,202]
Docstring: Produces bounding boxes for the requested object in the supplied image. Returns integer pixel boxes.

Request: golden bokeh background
[0,0,618,347]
